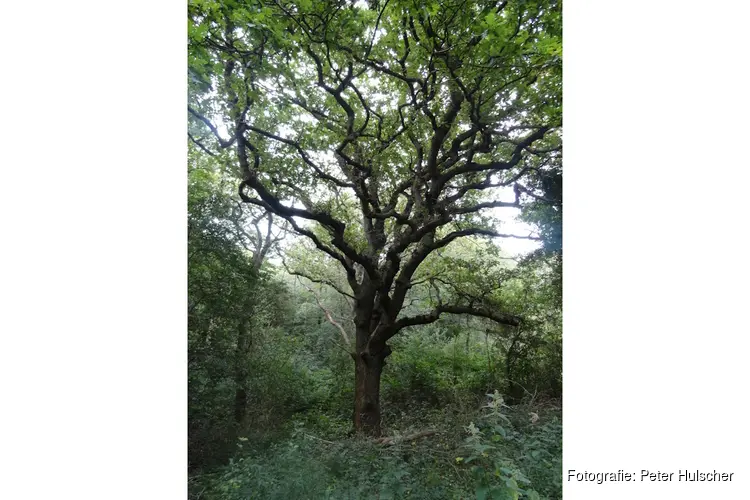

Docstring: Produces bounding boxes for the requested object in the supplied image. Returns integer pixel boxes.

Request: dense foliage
[188,0,561,497]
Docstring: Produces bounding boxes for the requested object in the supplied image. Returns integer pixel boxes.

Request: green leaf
[476,485,490,500]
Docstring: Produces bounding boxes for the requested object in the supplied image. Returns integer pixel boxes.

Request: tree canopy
[188,0,561,435]
[187,3,562,497]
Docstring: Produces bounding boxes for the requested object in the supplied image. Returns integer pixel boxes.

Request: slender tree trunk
[353,340,392,436]
[233,319,251,425]
[234,387,248,424]
[505,328,524,404]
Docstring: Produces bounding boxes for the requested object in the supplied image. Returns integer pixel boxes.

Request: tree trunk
[233,319,251,425]
[505,329,524,404]
[234,387,248,424]
[353,344,392,436]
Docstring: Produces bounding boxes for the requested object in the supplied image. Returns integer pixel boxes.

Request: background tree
[188,147,290,468]
[188,0,561,435]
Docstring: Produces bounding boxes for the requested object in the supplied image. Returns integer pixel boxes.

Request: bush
[383,326,504,408]
[455,392,562,500]
[191,391,562,500]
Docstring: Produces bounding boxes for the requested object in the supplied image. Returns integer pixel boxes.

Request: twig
[297,277,353,348]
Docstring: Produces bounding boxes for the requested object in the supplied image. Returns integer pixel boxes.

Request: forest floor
[189,395,562,500]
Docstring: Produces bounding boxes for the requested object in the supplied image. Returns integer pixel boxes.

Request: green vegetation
[188,0,561,497]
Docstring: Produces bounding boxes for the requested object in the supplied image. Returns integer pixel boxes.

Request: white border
[0,1,186,498]
[2,0,750,498]
[564,0,750,497]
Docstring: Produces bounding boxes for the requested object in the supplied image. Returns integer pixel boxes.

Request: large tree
[188,0,561,435]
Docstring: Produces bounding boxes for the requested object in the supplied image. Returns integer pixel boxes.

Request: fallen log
[374,429,437,446]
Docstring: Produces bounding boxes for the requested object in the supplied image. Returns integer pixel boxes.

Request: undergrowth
[190,395,561,500]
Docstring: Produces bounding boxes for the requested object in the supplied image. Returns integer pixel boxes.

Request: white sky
[489,208,542,257]
[488,185,543,257]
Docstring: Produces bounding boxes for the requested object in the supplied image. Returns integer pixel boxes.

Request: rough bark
[353,336,392,436]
